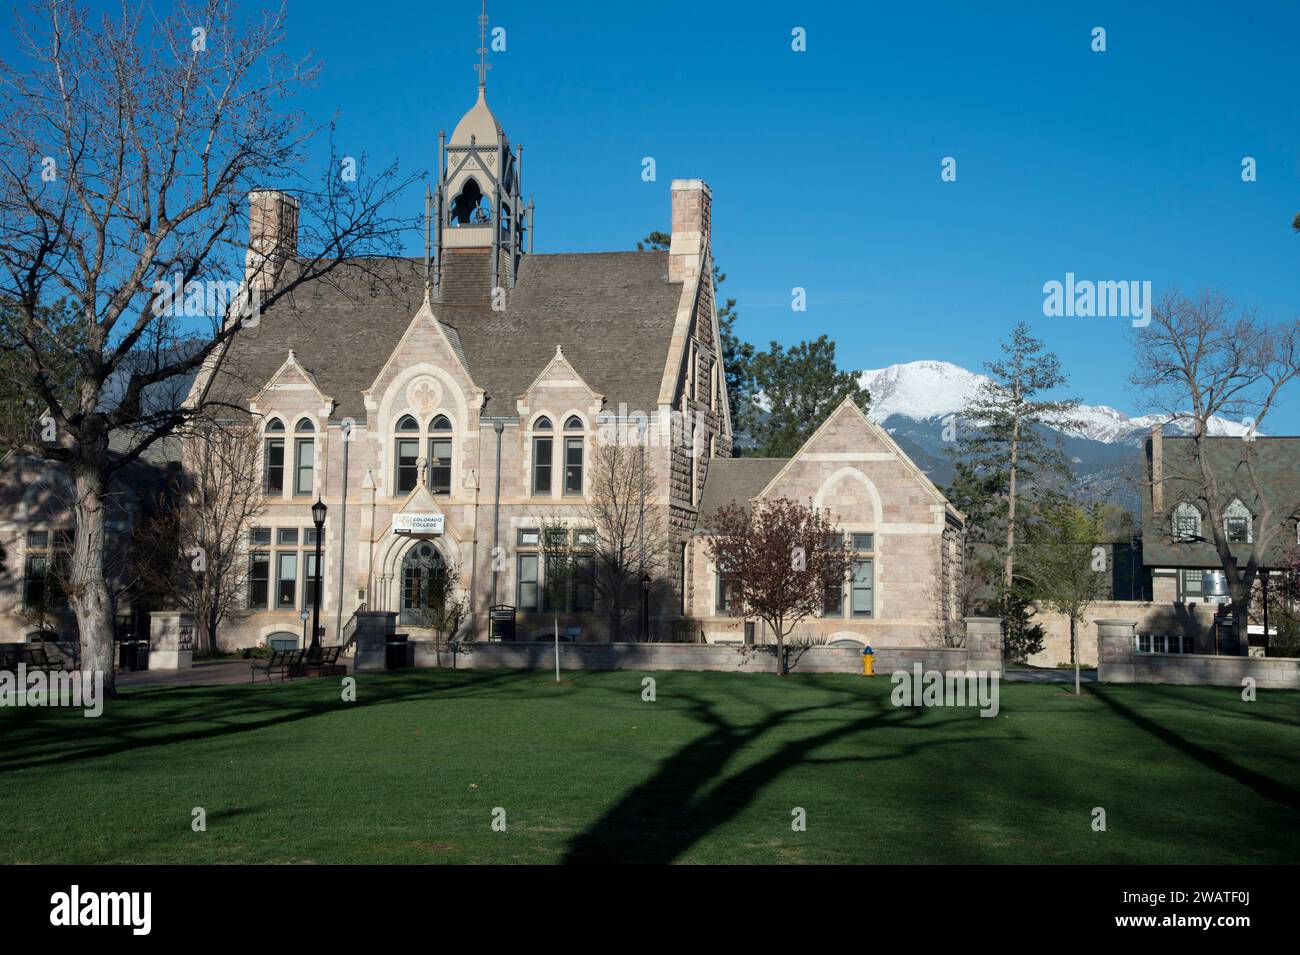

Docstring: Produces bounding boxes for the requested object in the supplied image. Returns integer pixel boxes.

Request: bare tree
[705,498,852,676]
[0,1,418,692]
[1131,290,1300,642]
[585,439,666,642]
[134,421,263,655]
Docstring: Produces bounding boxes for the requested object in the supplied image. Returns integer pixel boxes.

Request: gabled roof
[1142,434,1300,568]
[206,249,682,420]
[698,457,788,520]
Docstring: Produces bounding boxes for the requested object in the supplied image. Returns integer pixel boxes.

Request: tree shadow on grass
[0,669,526,777]
[1089,686,1300,813]
[562,682,973,864]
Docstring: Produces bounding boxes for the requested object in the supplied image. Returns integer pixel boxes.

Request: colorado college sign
[393,513,445,536]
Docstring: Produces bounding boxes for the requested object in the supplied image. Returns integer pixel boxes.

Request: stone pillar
[963,617,1004,674]
[1096,619,1137,683]
[353,611,397,671]
[148,611,195,670]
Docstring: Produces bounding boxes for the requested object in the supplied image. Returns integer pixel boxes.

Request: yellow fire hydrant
[862,646,875,676]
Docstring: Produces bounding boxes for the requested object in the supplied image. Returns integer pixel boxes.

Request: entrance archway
[400,541,449,627]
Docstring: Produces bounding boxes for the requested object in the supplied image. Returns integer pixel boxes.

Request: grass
[1,669,1297,864]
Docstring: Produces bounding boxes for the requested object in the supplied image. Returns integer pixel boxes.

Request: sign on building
[393,513,445,536]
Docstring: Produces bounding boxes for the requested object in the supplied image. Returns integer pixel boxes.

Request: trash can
[119,639,138,671]
[386,633,409,670]
[490,605,516,642]
[862,645,875,676]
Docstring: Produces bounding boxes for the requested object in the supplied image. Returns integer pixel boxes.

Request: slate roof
[697,457,788,522]
[1141,434,1300,568]
[205,249,683,420]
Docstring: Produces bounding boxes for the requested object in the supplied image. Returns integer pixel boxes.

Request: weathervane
[474,0,491,90]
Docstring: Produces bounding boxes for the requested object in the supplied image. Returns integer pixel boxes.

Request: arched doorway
[400,542,449,627]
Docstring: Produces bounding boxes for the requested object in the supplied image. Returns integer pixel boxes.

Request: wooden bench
[249,648,305,684]
[302,645,345,677]
[21,644,71,672]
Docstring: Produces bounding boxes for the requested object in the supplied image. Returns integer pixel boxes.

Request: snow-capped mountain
[858,360,1252,443]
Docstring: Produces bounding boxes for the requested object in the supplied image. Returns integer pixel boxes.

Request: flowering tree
[704,498,851,676]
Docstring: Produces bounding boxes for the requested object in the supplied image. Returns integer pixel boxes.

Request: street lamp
[299,609,309,649]
[310,497,327,650]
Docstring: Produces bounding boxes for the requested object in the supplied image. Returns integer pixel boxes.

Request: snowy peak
[858,360,984,422]
[857,360,1252,443]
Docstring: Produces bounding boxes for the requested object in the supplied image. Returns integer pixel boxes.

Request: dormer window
[1171,502,1201,542]
[531,416,553,495]
[395,415,420,494]
[263,419,286,495]
[293,419,315,496]
[1224,499,1253,544]
[429,415,453,495]
[564,416,585,495]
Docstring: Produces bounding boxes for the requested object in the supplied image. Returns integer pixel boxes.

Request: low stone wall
[1029,601,1226,668]
[352,613,1005,676]
[1096,619,1300,689]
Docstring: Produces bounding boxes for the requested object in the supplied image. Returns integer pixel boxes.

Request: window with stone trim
[263,418,285,494]
[293,418,315,496]
[395,415,420,494]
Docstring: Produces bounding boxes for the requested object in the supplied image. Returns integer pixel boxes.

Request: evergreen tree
[951,322,1078,594]
[749,336,869,458]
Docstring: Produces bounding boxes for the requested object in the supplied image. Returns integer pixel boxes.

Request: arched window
[263,418,286,494]
[532,417,554,495]
[395,415,420,494]
[451,178,490,226]
[293,419,315,496]
[563,416,584,495]
[1172,502,1201,542]
[1224,499,1253,544]
[429,415,453,495]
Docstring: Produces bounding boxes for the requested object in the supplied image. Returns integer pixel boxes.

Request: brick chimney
[246,189,300,292]
[1150,423,1164,513]
[668,179,711,284]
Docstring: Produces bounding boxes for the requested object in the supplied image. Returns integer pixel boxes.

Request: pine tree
[952,322,1078,594]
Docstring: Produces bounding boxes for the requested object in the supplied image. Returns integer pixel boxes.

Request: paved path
[117,659,353,689]
[1004,666,1097,684]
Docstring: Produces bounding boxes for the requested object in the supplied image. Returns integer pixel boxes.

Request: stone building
[690,398,965,647]
[0,75,967,654]
[189,77,734,650]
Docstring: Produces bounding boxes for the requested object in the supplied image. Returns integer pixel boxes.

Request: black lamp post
[310,497,327,650]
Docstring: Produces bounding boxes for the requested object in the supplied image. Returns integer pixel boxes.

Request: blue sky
[11,1,1300,429]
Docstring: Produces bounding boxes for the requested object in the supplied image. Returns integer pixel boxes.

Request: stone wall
[1027,600,1223,668]
[1096,618,1300,689]
[354,613,1003,677]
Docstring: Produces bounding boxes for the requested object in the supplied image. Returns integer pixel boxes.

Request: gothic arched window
[293,418,315,496]
[1224,499,1253,544]
[563,416,585,495]
[1172,502,1201,542]
[395,415,420,494]
[451,178,490,226]
[428,415,453,495]
[263,418,286,495]
[531,416,553,496]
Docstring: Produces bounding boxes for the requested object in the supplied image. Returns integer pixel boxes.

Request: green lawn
[2,669,1297,864]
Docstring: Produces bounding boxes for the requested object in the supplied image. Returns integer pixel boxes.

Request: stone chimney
[668,179,711,284]
[1150,423,1164,513]
[246,189,300,292]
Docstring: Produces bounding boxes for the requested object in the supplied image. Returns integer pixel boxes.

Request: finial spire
[474,0,491,91]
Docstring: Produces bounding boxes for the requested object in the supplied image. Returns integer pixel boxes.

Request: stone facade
[686,399,966,647]
[1097,618,1300,689]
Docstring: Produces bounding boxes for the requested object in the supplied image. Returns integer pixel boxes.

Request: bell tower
[426,2,529,296]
